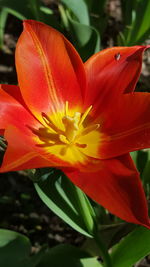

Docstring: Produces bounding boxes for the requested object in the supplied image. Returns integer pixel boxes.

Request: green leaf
[0,0,60,27]
[0,229,33,267]
[37,244,102,267]
[40,6,53,15]
[111,226,150,267]
[130,150,149,175]
[129,0,150,44]
[34,168,96,237]
[60,0,100,60]
[119,0,150,45]
[0,0,32,19]
[80,257,102,267]
[67,12,100,60]
[0,8,8,49]
[61,0,90,25]
[85,0,108,35]
[142,150,150,189]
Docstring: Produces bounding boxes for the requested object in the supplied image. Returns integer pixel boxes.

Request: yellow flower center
[32,102,101,164]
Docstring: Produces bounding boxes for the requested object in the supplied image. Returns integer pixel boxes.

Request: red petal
[0,126,54,172]
[63,154,150,228]
[84,46,149,116]
[0,84,40,132]
[15,20,86,120]
[99,92,150,158]
[1,84,25,105]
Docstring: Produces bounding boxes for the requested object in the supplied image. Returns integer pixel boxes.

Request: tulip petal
[0,84,40,132]
[0,126,55,172]
[84,46,149,116]
[98,92,150,159]
[63,154,150,228]
[15,20,86,121]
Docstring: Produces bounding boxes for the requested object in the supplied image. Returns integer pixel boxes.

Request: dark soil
[0,171,84,250]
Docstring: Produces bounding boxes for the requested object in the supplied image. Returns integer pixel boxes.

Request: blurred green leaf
[61,0,90,25]
[0,8,8,49]
[37,244,102,267]
[86,0,108,35]
[67,12,100,60]
[0,0,32,19]
[119,0,150,45]
[80,257,102,267]
[129,0,150,44]
[130,150,149,175]
[111,226,150,267]
[100,223,135,249]
[137,150,149,175]
[0,229,33,267]
[142,150,150,186]
[0,0,60,29]
[60,0,100,60]
[34,168,96,237]
[40,6,53,15]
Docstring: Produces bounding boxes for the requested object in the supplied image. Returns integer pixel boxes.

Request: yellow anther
[81,124,100,136]
[79,105,92,126]
[75,143,87,148]
[59,134,69,144]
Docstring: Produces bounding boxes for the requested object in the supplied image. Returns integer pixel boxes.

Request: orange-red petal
[63,154,150,228]
[15,20,86,121]
[0,84,40,132]
[98,92,150,159]
[84,46,149,117]
[0,126,56,172]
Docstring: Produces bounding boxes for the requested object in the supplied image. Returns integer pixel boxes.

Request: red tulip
[0,20,150,228]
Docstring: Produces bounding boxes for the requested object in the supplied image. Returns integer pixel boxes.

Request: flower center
[31,102,100,162]
[58,103,94,146]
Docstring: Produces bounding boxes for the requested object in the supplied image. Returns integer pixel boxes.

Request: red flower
[0,20,150,227]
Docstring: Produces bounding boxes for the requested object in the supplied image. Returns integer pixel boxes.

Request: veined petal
[98,92,150,159]
[0,126,54,172]
[0,84,41,132]
[15,20,86,122]
[63,154,150,228]
[84,46,149,117]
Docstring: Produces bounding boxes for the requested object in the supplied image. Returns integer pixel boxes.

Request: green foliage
[111,226,150,267]
[85,0,108,35]
[119,0,150,45]
[0,0,60,49]
[34,168,97,237]
[0,229,102,267]
[60,0,101,60]
[0,8,8,49]
[37,244,102,267]
[0,229,33,267]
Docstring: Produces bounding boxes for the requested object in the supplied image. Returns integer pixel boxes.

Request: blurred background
[0,1,150,266]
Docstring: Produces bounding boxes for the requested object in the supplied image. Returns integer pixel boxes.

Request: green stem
[94,231,113,267]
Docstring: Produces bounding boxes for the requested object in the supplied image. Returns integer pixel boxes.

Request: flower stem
[94,230,113,267]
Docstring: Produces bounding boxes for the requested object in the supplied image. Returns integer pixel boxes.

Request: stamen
[42,112,63,134]
[42,112,51,125]
[75,143,87,148]
[79,105,92,126]
[81,124,100,136]
[59,134,69,144]
[60,146,68,156]
[65,101,68,116]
